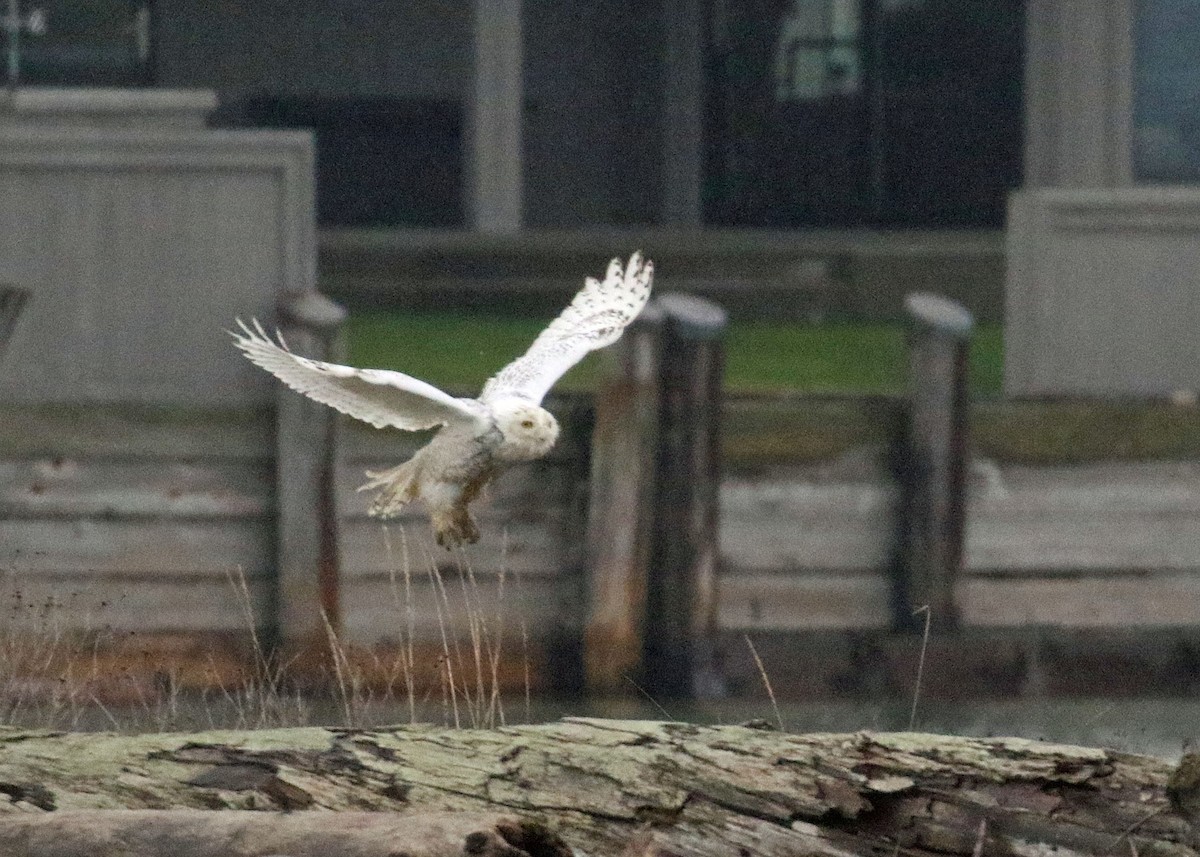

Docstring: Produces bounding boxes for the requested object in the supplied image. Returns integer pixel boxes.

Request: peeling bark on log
[0,810,564,857]
[0,718,1194,857]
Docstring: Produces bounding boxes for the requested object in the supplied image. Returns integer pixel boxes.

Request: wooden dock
[3,396,1200,700]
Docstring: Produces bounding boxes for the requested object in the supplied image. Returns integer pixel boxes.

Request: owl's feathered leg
[431,503,480,549]
[358,459,423,519]
[359,461,483,548]
[359,434,496,548]
[427,466,494,549]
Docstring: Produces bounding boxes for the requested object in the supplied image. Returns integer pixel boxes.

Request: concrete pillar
[468,0,523,232]
[1023,0,1134,187]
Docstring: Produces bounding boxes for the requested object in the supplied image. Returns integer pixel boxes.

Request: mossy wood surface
[0,719,1191,857]
[0,810,560,857]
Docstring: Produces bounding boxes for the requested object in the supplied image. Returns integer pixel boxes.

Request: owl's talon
[433,509,480,549]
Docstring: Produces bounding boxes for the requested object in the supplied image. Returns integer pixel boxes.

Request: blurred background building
[11,0,1025,231]
[14,0,1200,396]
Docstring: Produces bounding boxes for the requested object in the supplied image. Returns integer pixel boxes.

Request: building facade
[8,0,1200,394]
[9,1,1026,231]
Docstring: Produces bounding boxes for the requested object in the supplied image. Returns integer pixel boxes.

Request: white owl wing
[231,319,482,431]
[480,251,654,405]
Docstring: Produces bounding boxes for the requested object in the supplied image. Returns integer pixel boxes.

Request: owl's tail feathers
[358,460,422,519]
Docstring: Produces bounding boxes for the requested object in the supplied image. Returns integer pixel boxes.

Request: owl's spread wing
[231,319,482,431]
[480,251,654,405]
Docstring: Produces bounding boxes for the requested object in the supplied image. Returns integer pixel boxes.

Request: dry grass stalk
[381,523,417,724]
[743,634,783,732]
[320,608,358,728]
[421,543,462,729]
[909,604,932,732]
[0,518,525,733]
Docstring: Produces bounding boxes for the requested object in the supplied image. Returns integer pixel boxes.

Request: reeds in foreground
[0,523,526,732]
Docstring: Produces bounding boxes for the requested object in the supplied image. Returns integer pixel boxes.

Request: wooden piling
[274,291,347,677]
[898,292,973,632]
[0,285,28,357]
[583,303,665,695]
[584,294,727,699]
[646,294,727,698]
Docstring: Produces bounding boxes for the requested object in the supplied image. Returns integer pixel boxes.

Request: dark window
[706,0,1024,227]
[6,0,151,87]
[238,96,464,228]
[1133,0,1200,182]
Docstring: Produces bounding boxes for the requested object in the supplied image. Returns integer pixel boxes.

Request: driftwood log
[0,718,1196,857]
[0,810,561,857]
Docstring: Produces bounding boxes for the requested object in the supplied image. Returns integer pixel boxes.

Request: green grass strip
[346,311,1004,396]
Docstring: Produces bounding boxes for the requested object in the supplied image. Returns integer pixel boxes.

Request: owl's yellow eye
[520,419,535,429]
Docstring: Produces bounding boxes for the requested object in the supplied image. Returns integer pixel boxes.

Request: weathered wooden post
[583,302,665,695]
[645,294,727,698]
[897,292,973,632]
[584,293,728,699]
[274,291,347,677]
[0,285,28,356]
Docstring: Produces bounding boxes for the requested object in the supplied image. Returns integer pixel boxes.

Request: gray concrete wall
[1005,0,1200,396]
[0,99,314,406]
[1023,0,1134,188]
[1006,187,1200,396]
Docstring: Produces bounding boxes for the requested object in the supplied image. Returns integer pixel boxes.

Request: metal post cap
[905,293,974,337]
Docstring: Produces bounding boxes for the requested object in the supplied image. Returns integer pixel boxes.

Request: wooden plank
[721,458,1200,577]
[340,573,573,643]
[718,572,891,632]
[969,460,1200,510]
[719,569,1200,631]
[722,475,895,514]
[960,574,1200,627]
[0,459,271,519]
[966,462,1200,571]
[721,397,900,469]
[339,517,568,579]
[720,478,895,573]
[973,400,1200,464]
[719,521,892,573]
[966,511,1200,571]
[0,569,271,632]
[0,519,271,574]
[0,406,272,459]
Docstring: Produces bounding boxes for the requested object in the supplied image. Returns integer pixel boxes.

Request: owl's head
[492,399,560,462]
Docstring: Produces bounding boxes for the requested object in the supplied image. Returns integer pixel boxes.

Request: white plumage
[232,252,654,547]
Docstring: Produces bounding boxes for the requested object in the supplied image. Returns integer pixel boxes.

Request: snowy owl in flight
[232,252,653,548]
